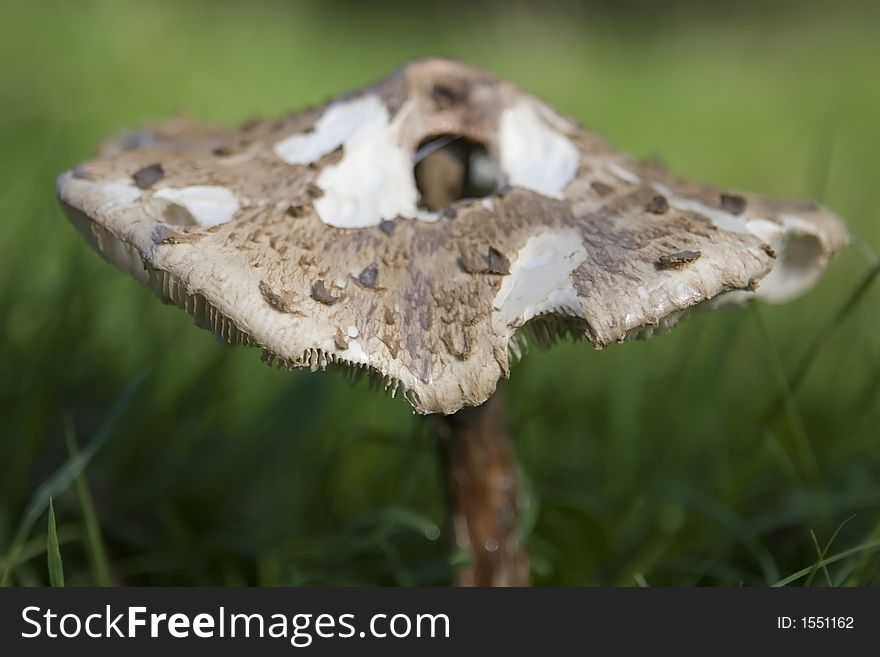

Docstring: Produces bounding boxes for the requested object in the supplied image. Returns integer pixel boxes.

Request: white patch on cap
[347,325,359,338]
[99,179,144,212]
[314,100,435,229]
[274,96,384,165]
[492,230,587,334]
[58,174,142,213]
[152,186,240,227]
[343,339,369,364]
[499,101,580,199]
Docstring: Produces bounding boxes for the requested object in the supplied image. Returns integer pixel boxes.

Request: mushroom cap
[57,58,848,415]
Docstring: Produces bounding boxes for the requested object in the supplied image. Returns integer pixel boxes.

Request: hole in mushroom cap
[413,134,499,211]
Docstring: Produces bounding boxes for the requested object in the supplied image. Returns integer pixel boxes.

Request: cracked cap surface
[57,58,848,414]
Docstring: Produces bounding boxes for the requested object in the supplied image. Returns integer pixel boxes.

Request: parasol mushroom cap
[57,58,848,414]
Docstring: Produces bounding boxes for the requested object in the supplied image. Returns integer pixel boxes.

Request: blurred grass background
[1,0,878,586]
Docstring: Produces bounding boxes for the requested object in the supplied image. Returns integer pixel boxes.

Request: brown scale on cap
[259,280,286,311]
[656,250,702,270]
[286,204,307,219]
[720,193,747,215]
[56,58,848,414]
[356,263,379,288]
[131,163,164,190]
[310,280,342,305]
[646,194,669,215]
[591,181,614,197]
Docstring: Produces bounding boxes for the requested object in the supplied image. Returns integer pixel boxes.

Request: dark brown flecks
[485,247,511,275]
[761,243,778,258]
[656,250,702,270]
[212,145,234,157]
[132,164,164,190]
[379,219,396,236]
[461,246,511,275]
[298,254,316,268]
[306,183,324,199]
[384,306,396,325]
[720,193,747,215]
[379,332,400,359]
[591,181,614,197]
[159,236,179,246]
[311,279,342,304]
[646,194,669,215]
[333,327,349,350]
[441,328,472,360]
[259,280,288,312]
[357,263,379,288]
[286,204,306,218]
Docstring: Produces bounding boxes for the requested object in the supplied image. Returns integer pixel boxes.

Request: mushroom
[56,58,848,587]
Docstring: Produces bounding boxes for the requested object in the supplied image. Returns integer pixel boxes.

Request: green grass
[47,499,64,587]
[0,0,878,586]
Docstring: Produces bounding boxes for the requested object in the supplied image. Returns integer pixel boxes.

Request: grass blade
[773,540,880,587]
[751,307,821,485]
[64,418,113,586]
[47,499,64,588]
[789,259,880,392]
[804,530,831,587]
[803,517,857,587]
[0,371,146,586]
[763,259,880,425]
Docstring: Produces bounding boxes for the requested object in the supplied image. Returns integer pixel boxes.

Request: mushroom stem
[435,390,530,587]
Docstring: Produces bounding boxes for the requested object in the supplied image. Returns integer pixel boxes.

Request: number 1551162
[777,617,854,629]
